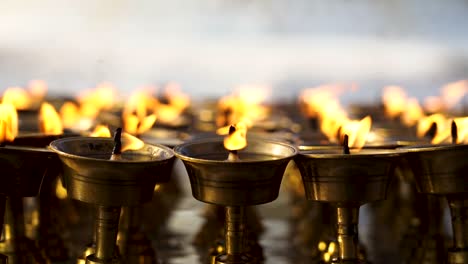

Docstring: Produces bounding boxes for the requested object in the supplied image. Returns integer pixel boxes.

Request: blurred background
[1,0,468,102]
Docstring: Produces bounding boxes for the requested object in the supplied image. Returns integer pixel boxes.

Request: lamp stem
[0,194,7,264]
[336,206,359,261]
[92,206,121,262]
[225,206,245,257]
[447,196,468,264]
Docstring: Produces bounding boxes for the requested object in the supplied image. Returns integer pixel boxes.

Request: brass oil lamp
[174,123,297,264]
[50,129,175,264]
[0,139,61,264]
[294,135,401,263]
[403,121,468,264]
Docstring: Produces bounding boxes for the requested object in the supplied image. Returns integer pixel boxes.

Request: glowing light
[39,102,63,135]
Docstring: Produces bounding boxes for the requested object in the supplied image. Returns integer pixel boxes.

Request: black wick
[112,128,122,155]
[343,134,350,154]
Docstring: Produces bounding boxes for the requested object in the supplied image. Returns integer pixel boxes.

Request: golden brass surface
[174,137,298,206]
[294,148,401,264]
[175,137,296,264]
[50,137,176,264]
[402,144,468,264]
[50,137,175,206]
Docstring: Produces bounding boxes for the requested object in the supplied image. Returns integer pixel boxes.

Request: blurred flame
[453,117,468,143]
[121,132,145,152]
[340,116,372,150]
[401,98,424,127]
[1,81,48,110]
[300,84,370,148]
[77,83,117,118]
[39,102,63,135]
[163,82,190,111]
[218,123,248,151]
[427,117,468,144]
[424,80,468,112]
[216,85,270,127]
[2,87,32,110]
[382,86,407,118]
[90,125,112,137]
[123,89,159,135]
[0,103,18,142]
[155,104,182,124]
[423,96,444,113]
[299,84,356,119]
[28,80,48,101]
[381,86,425,127]
[59,101,81,129]
[416,113,448,139]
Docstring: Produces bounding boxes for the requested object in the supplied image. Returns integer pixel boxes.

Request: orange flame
[416,113,448,139]
[2,87,32,110]
[39,102,63,135]
[216,85,270,127]
[300,84,355,119]
[77,83,117,118]
[121,132,145,152]
[218,122,248,151]
[340,116,372,150]
[382,86,407,118]
[90,125,112,137]
[163,82,190,111]
[427,117,468,144]
[123,89,158,135]
[59,101,81,129]
[0,103,18,142]
[401,98,424,127]
[299,84,369,148]
[452,117,468,144]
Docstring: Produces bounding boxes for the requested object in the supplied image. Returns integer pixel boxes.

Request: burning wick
[111,128,123,161]
[343,134,350,155]
[451,120,458,144]
[227,125,240,162]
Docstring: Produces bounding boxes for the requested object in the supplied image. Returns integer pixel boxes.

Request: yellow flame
[382,86,407,118]
[299,84,367,145]
[216,85,270,127]
[123,113,157,135]
[77,83,117,118]
[0,103,18,142]
[401,98,424,127]
[121,132,145,152]
[90,125,112,137]
[2,87,32,110]
[59,101,81,129]
[154,104,182,124]
[428,117,468,144]
[220,123,248,151]
[123,89,158,135]
[164,82,190,111]
[340,116,372,150]
[39,102,63,135]
[453,117,468,143]
[416,113,448,139]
